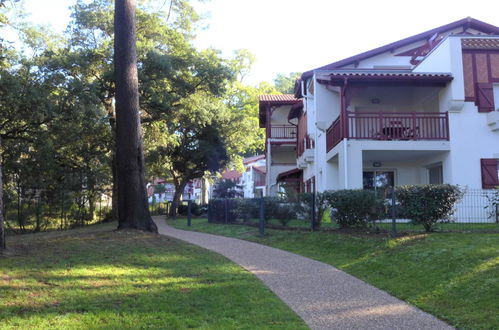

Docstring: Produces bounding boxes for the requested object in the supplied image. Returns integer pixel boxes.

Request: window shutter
[481,158,499,189]
[475,83,495,113]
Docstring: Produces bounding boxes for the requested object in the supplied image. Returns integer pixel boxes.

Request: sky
[13,0,499,86]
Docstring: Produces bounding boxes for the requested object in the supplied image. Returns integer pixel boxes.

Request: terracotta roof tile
[221,170,242,181]
[243,154,265,164]
[323,71,452,78]
[259,94,300,103]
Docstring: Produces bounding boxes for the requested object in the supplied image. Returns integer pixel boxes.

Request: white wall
[270,105,293,125]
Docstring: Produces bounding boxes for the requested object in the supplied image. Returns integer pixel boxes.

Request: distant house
[218,155,267,198]
[260,17,499,196]
[147,177,208,204]
[241,155,266,198]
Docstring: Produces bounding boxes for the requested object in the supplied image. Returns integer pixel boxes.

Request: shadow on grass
[0,225,307,329]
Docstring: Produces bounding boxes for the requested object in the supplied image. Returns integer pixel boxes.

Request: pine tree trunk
[114,0,157,232]
[0,137,5,250]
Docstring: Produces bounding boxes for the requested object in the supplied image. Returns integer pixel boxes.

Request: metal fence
[205,188,499,234]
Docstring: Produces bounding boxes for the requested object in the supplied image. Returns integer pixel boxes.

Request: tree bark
[0,137,5,250]
[170,180,187,219]
[114,0,156,232]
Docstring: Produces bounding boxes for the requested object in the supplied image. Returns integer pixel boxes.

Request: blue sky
[14,0,499,85]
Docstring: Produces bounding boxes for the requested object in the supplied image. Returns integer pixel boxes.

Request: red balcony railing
[326,117,342,152]
[326,111,450,152]
[297,134,315,157]
[270,125,297,139]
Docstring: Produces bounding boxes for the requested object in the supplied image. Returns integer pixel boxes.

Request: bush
[396,184,462,232]
[273,203,296,226]
[234,198,259,222]
[325,190,382,228]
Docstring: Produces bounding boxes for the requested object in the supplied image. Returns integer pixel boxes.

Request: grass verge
[170,218,499,330]
[0,222,307,330]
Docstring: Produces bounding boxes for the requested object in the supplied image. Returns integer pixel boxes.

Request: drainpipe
[343,139,348,188]
[342,77,349,188]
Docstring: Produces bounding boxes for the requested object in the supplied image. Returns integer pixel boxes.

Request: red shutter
[475,83,495,113]
[481,158,499,189]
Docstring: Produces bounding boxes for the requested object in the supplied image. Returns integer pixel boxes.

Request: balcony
[270,125,297,139]
[327,111,450,152]
[297,134,315,157]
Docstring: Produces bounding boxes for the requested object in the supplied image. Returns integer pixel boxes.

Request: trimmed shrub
[325,190,382,228]
[396,184,462,232]
[234,198,259,222]
[177,204,189,216]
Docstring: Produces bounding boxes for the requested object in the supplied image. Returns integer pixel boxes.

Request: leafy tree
[0,39,66,246]
[63,0,229,221]
[213,179,242,198]
[274,72,301,94]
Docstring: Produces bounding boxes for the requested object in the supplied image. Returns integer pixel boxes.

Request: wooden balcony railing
[297,134,315,157]
[270,125,297,139]
[326,111,450,152]
[326,117,342,152]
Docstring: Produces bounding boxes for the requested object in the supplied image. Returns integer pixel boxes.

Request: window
[363,171,394,192]
[428,165,443,184]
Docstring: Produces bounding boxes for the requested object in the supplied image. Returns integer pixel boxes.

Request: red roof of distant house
[221,170,242,181]
[243,154,265,165]
[297,17,499,97]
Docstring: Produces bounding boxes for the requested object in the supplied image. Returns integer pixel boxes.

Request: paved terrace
[153,217,453,330]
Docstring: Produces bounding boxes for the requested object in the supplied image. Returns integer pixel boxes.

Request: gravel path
[154,218,453,330]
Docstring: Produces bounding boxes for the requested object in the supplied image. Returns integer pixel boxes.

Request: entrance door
[363,170,395,195]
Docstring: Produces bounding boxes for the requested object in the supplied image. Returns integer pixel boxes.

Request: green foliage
[326,190,382,228]
[172,219,499,330]
[273,72,301,94]
[213,179,242,198]
[1,222,307,329]
[485,188,499,221]
[396,184,463,232]
[153,184,166,194]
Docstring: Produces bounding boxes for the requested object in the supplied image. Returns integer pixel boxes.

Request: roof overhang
[315,71,453,87]
[287,100,304,120]
[300,18,499,83]
[276,168,303,182]
[259,94,301,128]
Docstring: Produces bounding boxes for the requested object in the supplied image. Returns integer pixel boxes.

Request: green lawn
[171,218,499,330]
[0,222,307,330]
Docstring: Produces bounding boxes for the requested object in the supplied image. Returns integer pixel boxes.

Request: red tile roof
[221,170,242,181]
[243,154,265,165]
[259,94,299,103]
[259,95,301,128]
[315,71,453,86]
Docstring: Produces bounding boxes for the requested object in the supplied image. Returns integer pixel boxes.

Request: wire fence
[205,188,499,234]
